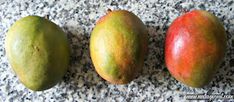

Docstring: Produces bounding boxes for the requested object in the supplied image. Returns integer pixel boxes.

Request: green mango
[5,16,70,91]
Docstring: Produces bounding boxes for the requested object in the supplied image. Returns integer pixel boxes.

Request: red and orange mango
[165,10,227,88]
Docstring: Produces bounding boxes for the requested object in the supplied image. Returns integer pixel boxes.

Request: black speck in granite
[167,96,173,101]
[229,59,234,67]
[198,4,206,10]
[230,89,234,95]
[228,1,234,5]
[232,40,234,47]
[174,1,184,11]
[207,89,214,95]
[61,93,68,98]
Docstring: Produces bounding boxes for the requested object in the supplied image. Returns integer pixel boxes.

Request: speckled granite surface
[0,0,233,102]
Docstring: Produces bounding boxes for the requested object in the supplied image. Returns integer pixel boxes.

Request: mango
[165,10,227,88]
[5,16,70,91]
[90,10,148,84]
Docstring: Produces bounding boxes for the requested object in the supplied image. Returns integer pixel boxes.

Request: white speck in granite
[0,0,234,102]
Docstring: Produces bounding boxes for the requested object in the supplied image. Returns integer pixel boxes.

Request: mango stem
[44,15,49,20]
[107,9,112,13]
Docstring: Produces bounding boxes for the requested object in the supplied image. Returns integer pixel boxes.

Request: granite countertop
[0,0,234,102]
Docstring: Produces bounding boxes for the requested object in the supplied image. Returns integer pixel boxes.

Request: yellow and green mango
[90,10,148,84]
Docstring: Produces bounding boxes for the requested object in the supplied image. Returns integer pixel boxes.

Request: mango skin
[90,10,148,84]
[5,16,70,91]
[165,10,227,88]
